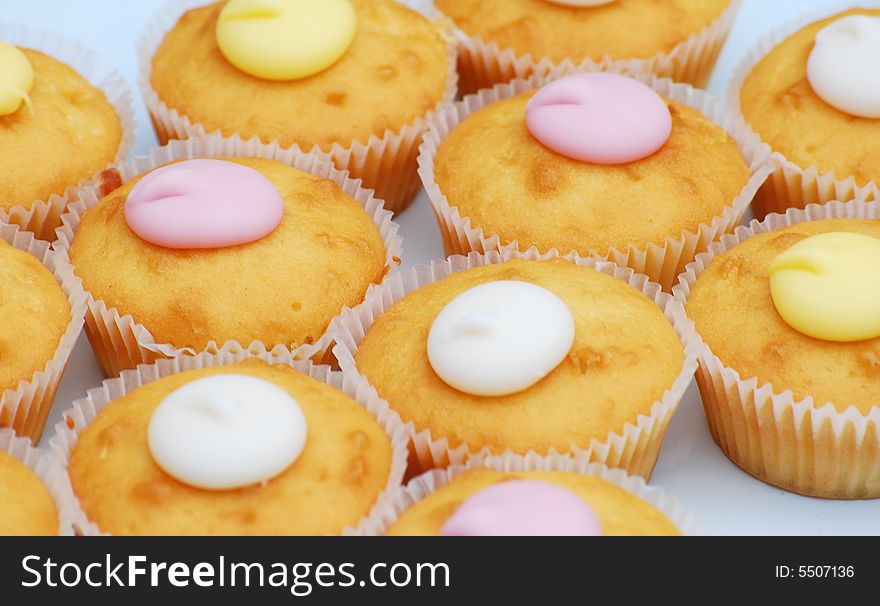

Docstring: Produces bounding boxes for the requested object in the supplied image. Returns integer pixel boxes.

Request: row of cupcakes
[138,0,880,221]
[325,198,880,500]
[6,1,880,247]
[56,349,699,536]
[0,350,700,536]
[139,0,745,214]
[0,349,698,536]
[5,194,878,536]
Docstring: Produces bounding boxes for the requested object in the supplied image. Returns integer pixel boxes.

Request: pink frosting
[525,73,672,165]
[440,479,602,537]
[124,159,285,249]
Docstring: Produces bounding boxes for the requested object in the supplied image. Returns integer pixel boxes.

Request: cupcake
[676,199,880,499]
[140,0,457,213]
[0,25,134,241]
[421,71,770,290]
[54,136,402,378]
[436,0,740,94]
[332,251,697,478]
[731,8,880,219]
[0,429,72,536]
[356,455,698,536]
[0,222,85,441]
[50,349,408,536]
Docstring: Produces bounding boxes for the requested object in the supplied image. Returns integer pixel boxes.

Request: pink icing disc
[440,479,602,537]
[525,73,672,165]
[124,159,285,249]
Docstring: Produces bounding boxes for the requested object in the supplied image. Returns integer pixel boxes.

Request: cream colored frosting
[806,15,880,118]
[147,374,308,490]
[427,281,575,396]
[0,40,33,116]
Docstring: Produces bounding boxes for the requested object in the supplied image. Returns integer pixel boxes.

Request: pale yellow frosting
[769,231,880,342]
[0,40,33,116]
[215,0,357,81]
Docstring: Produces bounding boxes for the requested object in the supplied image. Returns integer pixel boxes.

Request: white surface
[7,0,879,534]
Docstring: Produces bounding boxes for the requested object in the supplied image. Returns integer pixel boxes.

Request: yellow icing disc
[216,0,357,81]
[0,40,34,115]
[769,231,880,342]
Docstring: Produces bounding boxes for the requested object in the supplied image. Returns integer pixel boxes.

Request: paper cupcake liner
[47,344,410,536]
[419,69,773,292]
[444,0,741,95]
[726,2,880,221]
[0,429,79,536]
[330,249,700,480]
[0,23,136,242]
[673,198,880,499]
[352,454,702,536]
[0,223,86,442]
[52,135,404,378]
[136,0,459,214]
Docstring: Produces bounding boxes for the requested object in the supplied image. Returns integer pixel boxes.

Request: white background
[7,0,880,535]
